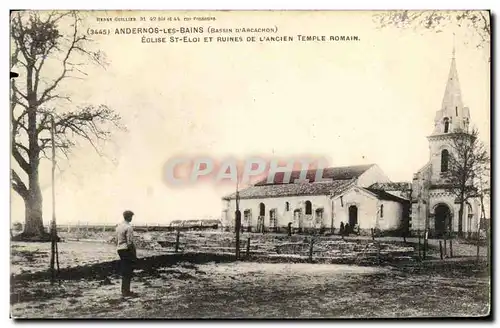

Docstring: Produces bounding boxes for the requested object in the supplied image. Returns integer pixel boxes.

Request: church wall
[356,165,391,188]
[428,191,456,233]
[378,200,404,231]
[411,201,428,232]
[428,136,458,184]
[223,194,332,232]
[332,188,402,232]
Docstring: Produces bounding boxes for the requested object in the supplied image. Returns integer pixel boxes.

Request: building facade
[222,164,410,234]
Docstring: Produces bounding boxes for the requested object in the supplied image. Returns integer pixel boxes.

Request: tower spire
[432,43,471,135]
[452,32,456,59]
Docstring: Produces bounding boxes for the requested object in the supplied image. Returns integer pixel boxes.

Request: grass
[11,259,490,319]
[10,231,490,319]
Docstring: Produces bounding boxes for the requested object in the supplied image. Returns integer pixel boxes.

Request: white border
[2,1,497,327]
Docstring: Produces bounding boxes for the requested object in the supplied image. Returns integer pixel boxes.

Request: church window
[455,106,458,116]
[244,209,252,226]
[380,204,384,218]
[285,201,290,212]
[441,149,449,173]
[305,200,312,215]
[259,203,265,216]
[315,208,324,224]
[269,209,277,228]
[443,118,450,133]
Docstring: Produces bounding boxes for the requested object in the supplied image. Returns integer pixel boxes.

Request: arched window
[259,203,265,216]
[380,204,384,218]
[467,203,473,216]
[305,200,312,215]
[443,118,450,133]
[441,149,449,173]
[285,202,290,212]
[243,209,252,225]
[269,209,277,228]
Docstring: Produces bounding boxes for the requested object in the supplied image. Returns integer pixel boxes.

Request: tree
[444,128,489,237]
[374,10,490,49]
[11,11,123,241]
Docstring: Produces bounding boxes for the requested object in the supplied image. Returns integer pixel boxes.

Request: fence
[48,223,221,234]
[152,231,416,265]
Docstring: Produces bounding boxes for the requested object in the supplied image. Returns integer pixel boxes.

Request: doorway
[348,205,358,231]
[434,204,452,236]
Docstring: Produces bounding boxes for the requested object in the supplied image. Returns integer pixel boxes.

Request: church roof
[363,188,410,204]
[441,54,464,113]
[253,164,375,185]
[369,182,411,191]
[222,179,354,200]
[223,164,376,200]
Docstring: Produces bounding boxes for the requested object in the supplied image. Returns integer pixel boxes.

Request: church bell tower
[427,48,471,185]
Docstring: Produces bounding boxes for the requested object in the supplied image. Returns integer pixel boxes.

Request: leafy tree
[444,128,489,237]
[374,10,490,49]
[11,11,123,241]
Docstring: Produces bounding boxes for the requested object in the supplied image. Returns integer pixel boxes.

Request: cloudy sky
[11,11,490,225]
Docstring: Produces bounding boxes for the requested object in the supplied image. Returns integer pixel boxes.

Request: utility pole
[49,114,59,284]
[235,175,241,259]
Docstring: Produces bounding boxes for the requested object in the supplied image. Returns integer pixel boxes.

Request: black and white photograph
[9,8,491,319]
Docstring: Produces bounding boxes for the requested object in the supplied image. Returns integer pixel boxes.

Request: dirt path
[11,261,489,319]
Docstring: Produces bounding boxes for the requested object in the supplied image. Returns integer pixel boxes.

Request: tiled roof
[369,182,411,191]
[364,188,410,204]
[223,179,354,200]
[254,164,375,185]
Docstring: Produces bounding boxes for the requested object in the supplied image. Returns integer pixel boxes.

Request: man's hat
[123,210,134,219]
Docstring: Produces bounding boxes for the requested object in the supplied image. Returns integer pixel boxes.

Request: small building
[169,219,222,231]
[222,164,409,234]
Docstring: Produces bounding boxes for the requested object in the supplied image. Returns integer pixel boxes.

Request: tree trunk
[24,188,45,236]
[458,199,464,237]
[12,161,51,241]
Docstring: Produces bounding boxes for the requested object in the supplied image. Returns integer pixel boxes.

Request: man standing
[116,210,137,297]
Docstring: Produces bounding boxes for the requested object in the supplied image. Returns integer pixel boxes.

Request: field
[10,230,491,319]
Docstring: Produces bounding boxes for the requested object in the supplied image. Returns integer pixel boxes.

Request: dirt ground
[11,259,490,319]
[10,241,164,275]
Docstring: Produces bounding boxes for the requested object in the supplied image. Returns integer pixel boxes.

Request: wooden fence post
[439,241,443,260]
[423,230,428,260]
[309,238,314,263]
[449,239,453,258]
[418,234,421,260]
[443,236,447,257]
[371,228,375,241]
[246,237,251,258]
[421,230,427,260]
[477,230,481,261]
[175,230,180,253]
[377,242,381,265]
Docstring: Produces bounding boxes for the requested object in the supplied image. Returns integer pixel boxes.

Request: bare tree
[11,11,123,241]
[374,10,491,49]
[444,128,489,237]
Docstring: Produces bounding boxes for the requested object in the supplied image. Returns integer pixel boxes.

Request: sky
[10,10,490,225]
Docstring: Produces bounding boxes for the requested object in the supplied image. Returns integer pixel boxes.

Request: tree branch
[11,169,29,200]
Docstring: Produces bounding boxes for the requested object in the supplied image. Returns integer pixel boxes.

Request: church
[222,164,411,234]
[221,51,488,236]
[410,50,487,238]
